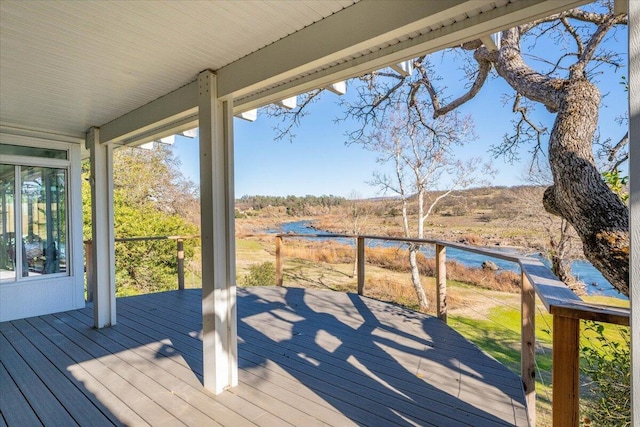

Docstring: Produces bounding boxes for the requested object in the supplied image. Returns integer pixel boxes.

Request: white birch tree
[363,106,494,310]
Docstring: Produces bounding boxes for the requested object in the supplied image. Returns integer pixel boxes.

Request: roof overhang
[0,0,589,146]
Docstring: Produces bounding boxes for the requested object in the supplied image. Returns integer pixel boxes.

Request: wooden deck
[0,287,529,426]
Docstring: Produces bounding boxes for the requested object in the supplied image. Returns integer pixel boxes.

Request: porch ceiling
[0,0,588,142]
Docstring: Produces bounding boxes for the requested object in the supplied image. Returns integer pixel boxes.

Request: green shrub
[580,321,631,426]
[242,262,276,287]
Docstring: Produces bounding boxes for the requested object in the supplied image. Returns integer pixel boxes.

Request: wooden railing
[275,233,630,427]
[84,234,200,300]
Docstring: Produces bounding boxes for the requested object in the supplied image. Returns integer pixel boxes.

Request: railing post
[177,239,185,290]
[275,235,283,286]
[357,236,365,295]
[552,314,580,427]
[435,244,447,323]
[521,272,536,426]
[85,240,94,302]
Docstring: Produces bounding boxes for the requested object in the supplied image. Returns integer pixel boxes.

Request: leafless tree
[363,105,493,311]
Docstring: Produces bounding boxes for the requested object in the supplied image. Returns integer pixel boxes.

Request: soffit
[0,0,589,142]
[0,0,356,139]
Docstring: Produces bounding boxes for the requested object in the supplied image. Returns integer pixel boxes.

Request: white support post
[628,0,639,423]
[198,70,238,394]
[86,127,116,328]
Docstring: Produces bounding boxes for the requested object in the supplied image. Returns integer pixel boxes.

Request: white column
[629,0,639,423]
[86,127,116,328]
[198,70,238,393]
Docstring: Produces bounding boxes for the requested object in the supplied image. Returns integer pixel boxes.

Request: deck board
[0,287,529,426]
[0,362,43,427]
[1,320,117,427]
[0,334,78,426]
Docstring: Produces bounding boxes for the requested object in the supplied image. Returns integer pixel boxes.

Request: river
[273,220,625,299]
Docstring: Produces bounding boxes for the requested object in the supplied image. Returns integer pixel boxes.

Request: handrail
[275,232,630,427]
[84,234,200,244]
[276,232,629,325]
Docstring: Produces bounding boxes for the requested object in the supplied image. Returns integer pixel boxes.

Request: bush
[580,321,631,426]
[242,262,276,287]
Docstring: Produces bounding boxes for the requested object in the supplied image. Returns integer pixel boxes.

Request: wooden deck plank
[0,363,43,427]
[50,312,221,427]
[0,335,78,426]
[116,300,375,426]
[0,287,528,427]
[114,299,355,427]
[23,316,148,427]
[240,329,500,426]
[99,305,288,427]
[238,308,521,424]
[120,288,524,425]
[0,322,116,427]
[37,313,180,427]
[240,303,524,392]
[61,310,262,427]
[136,287,519,390]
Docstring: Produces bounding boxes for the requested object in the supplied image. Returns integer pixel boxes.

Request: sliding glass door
[1,159,68,281]
[0,164,16,280]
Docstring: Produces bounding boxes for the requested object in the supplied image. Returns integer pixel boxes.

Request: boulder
[482,260,499,271]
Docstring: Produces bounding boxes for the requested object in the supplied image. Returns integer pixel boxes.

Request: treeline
[237,194,346,215]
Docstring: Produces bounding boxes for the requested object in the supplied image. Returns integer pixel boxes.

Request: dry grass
[279,240,520,294]
[283,240,354,264]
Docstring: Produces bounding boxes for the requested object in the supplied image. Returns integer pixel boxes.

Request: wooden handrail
[275,232,630,426]
[275,233,629,324]
[84,234,200,244]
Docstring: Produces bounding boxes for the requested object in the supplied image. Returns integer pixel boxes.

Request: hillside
[235,185,582,259]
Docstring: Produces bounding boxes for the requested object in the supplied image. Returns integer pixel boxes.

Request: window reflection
[0,163,68,281]
[21,166,67,276]
[0,164,16,280]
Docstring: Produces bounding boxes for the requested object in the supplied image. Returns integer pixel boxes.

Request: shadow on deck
[0,287,528,426]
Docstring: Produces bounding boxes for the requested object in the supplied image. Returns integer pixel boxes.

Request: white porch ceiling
[0,0,355,139]
[0,0,588,142]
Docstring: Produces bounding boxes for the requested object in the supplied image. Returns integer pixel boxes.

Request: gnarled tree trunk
[485,27,629,296]
[542,79,629,295]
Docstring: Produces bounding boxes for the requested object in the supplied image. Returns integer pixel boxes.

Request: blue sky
[172,25,628,199]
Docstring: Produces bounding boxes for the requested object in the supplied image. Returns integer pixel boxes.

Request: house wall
[0,131,85,321]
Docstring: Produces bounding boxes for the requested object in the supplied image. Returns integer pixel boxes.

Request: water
[275,220,625,299]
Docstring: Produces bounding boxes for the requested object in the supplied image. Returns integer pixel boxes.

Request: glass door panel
[21,166,67,276]
[0,164,16,280]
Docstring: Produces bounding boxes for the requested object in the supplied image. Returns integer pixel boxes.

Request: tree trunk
[542,79,629,295]
[409,246,429,311]
[484,28,630,296]
[551,254,572,283]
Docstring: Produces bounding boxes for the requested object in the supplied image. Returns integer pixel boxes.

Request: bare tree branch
[420,52,492,118]
[560,17,584,56]
[268,89,324,142]
[608,131,629,163]
[572,13,627,77]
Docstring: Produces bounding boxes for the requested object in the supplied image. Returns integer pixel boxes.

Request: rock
[482,260,499,271]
